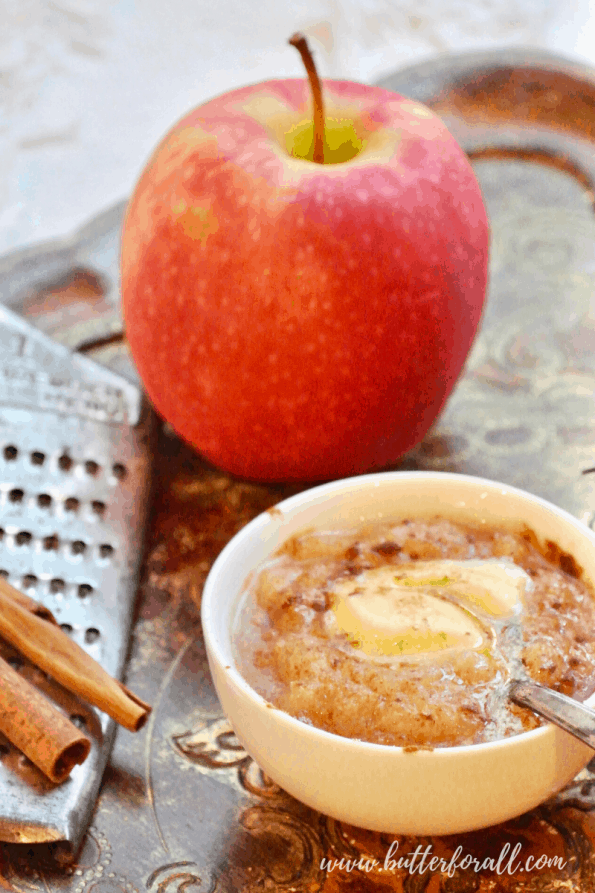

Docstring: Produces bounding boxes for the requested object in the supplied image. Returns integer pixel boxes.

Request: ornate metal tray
[3,47,595,892]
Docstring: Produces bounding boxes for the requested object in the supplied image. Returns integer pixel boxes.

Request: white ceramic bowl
[201,471,595,835]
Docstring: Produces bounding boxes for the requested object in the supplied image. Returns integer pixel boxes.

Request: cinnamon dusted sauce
[232,517,595,747]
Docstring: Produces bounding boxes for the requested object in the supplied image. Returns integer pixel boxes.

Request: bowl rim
[201,469,595,757]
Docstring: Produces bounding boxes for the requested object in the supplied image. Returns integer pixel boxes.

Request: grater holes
[50,578,65,594]
[91,500,106,518]
[60,623,73,634]
[99,543,114,559]
[38,493,52,509]
[0,528,4,541]
[7,655,23,671]
[9,488,24,503]
[65,497,80,513]
[85,460,100,477]
[71,540,86,556]
[43,534,60,551]
[30,451,45,466]
[0,569,8,579]
[0,743,10,758]
[78,583,93,599]
[15,530,32,546]
[112,462,127,481]
[22,574,38,589]
[3,446,17,461]
[58,453,73,472]
[70,714,87,729]
[84,627,100,644]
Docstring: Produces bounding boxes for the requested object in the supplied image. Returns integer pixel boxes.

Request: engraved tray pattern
[3,47,595,892]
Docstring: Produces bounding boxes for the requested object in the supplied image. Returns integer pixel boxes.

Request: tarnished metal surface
[0,305,154,851]
[3,47,595,891]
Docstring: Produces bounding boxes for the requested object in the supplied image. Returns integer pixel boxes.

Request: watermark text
[321,841,566,877]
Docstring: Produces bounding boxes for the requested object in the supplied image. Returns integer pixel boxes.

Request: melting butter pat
[327,559,532,660]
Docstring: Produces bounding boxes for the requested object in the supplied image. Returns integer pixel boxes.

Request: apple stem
[289,32,325,164]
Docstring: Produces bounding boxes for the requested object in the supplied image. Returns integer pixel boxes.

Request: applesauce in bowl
[232,515,595,749]
[201,472,595,835]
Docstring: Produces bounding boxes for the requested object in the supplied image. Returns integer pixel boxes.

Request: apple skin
[121,78,488,482]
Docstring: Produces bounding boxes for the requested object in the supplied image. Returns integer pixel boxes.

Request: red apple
[121,76,488,482]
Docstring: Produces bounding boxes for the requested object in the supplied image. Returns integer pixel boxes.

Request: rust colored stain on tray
[441,67,595,135]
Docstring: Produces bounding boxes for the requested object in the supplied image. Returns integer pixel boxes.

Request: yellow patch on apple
[175,202,220,245]
[284,117,366,164]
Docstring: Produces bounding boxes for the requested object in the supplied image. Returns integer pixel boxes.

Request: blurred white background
[1,0,595,257]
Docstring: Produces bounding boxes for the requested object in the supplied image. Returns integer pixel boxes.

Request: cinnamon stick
[3,581,58,624]
[0,577,151,732]
[0,655,90,783]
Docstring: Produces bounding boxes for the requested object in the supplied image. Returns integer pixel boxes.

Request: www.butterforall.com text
[321,841,567,877]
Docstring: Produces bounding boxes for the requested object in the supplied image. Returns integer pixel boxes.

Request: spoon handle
[510,680,595,750]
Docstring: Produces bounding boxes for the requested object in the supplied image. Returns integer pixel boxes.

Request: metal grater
[0,302,153,852]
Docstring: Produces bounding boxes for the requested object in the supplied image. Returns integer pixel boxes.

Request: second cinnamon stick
[0,655,90,783]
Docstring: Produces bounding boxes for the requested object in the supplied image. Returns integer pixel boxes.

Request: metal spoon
[510,680,595,749]
[493,602,595,749]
